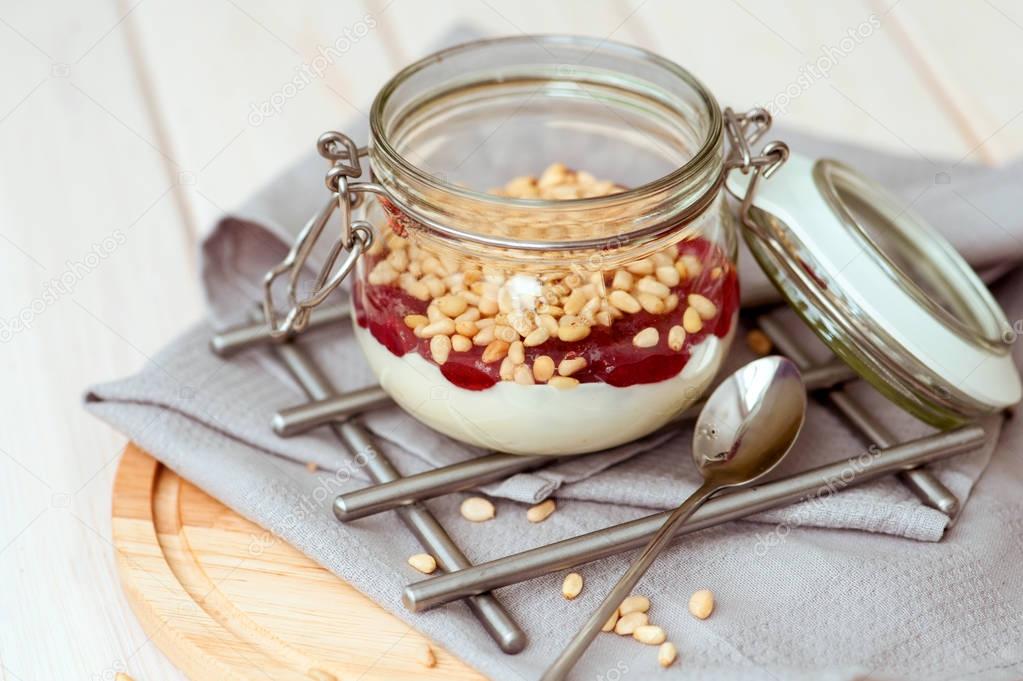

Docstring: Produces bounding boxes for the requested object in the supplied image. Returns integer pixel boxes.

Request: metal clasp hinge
[262,131,382,339]
[723,107,790,234]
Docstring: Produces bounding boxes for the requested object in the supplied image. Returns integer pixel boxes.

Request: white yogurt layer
[353,319,735,455]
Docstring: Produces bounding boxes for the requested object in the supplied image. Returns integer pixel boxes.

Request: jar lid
[727,152,1021,427]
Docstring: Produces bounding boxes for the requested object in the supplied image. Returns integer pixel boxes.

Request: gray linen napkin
[84,57,1023,681]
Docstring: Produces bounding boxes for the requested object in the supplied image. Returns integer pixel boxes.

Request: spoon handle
[542,481,719,681]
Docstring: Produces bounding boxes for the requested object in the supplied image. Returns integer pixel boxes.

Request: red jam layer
[354,238,738,391]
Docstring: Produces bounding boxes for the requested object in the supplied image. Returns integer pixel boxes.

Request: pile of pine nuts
[366,164,725,387]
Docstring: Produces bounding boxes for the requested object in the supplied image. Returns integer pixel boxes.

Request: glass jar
[347,36,743,455]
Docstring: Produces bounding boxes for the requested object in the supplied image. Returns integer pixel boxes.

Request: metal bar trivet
[218,311,527,654]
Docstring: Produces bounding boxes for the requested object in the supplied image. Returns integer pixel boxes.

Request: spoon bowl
[542,356,806,681]
[693,355,806,486]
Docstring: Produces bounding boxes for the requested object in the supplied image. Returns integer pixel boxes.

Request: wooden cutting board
[111,444,486,681]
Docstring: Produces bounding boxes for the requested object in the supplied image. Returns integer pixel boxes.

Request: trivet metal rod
[402,424,986,612]
[757,315,960,518]
[273,385,392,436]
[210,303,350,357]
[271,338,527,654]
[332,359,858,521]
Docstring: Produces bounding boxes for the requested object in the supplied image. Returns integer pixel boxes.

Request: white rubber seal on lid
[728,152,1021,419]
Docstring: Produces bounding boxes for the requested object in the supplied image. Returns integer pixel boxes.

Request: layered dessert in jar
[352,164,738,455]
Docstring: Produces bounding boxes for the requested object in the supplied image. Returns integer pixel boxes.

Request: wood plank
[0,1,198,680]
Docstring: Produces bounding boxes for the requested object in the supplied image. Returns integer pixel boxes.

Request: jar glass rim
[368,34,723,210]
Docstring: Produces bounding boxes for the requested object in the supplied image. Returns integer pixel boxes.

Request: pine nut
[652,250,674,267]
[680,254,703,278]
[687,293,717,320]
[436,295,467,318]
[633,625,666,645]
[611,270,634,291]
[482,340,510,363]
[609,290,641,314]
[626,258,654,275]
[664,292,679,313]
[460,496,495,522]
[454,320,478,338]
[562,572,583,599]
[533,355,555,382]
[513,364,534,385]
[548,376,580,390]
[633,327,659,348]
[473,325,496,346]
[523,326,550,347]
[614,611,648,635]
[657,641,678,668]
[526,499,556,522]
[688,589,714,619]
[404,314,429,329]
[637,292,665,314]
[426,304,447,322]
[417,643,437,669]
[495,325,519,343]
[558,321,591,342]
[746,329,773,355]
[619,595,650,615]
[508,340,525,365]
[423,276,445,298]
[683,306,703,333]
[479,296,499,316]
[601,610,619,633]
[451,334,472,352]
[429,335,452,365]
[407,553,437,574]
[668,325,686,351]
[499,356,515,381]
[539,162,569,187]
[564,288,587,315]
[418,319,455,338]
[655,265,681,287]
[368,261,399,285]
[539,314,559,334]
[558,356,587,376]
[674,259,687,281]
[636,276,670,299]
[387,249,409,271]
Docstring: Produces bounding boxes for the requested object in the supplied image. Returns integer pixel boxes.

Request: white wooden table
[1,1,1020,679]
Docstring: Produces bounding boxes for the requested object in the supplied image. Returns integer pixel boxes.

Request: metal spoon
[542,356,806,680]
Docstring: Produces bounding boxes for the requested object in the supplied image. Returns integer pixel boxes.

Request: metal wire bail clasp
[262,131,377,338]
[722,107,790,235]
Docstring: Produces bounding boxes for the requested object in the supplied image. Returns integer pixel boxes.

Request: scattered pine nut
[407,553,437,574]
[619,595,650,616]
[633,327,659,348]
[601,609,619,632]
[637,292,666,314]
[436,294,468,318]
[614,611,648,635]
[562,572,584,600]
[682,306,703,334]
[612,270,634,290]
[417,643,437,669]
[548,376,580,390]
[532,355,555,382]
[499,356,516,381]
[451,334,472,352]
[417,319,456,338]
[557,320,591,342]
[454,320,478,338]
[746,329,773,355]
[626,258,654,275]
[527,499,556,523]
[655,265,681,287]
[664,292,680,313]
[633,625,666,645]
[668,325,686,351]
[460,497,495,522]
[688,589,714,619]
[657,641,678,668]
[508,340,525,365]
[636,277,670,299]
